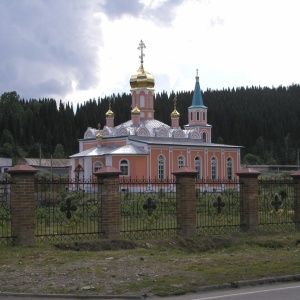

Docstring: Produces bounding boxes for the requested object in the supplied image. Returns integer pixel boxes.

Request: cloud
[0,0,102,99]
[101,0,144,18]
[209,16,224,28]
[101,0,186,26]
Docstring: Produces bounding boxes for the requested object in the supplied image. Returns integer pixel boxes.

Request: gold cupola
[96,123,102,138]
[105,98,114,118]
[171,97,180,118]
[131,105,141,115]
[130,40,155,89]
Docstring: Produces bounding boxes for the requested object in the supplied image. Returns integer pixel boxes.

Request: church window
[203,132,207,142]
[190,111,193,121]
[148,95,151,108]
[178,156,185,169]
[120,159,129,176]
[140,95,145,107]
[203,112,206,121]
[227,157,233,180]
[194,156,201,179]
[93,161,102,173]
[197,111,200,121]
[211,157,217,180]
[158,155,165,179]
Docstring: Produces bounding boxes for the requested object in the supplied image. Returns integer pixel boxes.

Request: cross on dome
[138,40,146,64]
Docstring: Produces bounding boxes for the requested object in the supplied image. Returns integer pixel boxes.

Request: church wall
[83,141,97,151]
[101,138,127,147]
[171,148,189,170]
[111,155,148,178]
[190,149,207,177]
[149,147,170,178]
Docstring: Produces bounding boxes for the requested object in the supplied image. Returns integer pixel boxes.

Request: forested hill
[0,84,299,165]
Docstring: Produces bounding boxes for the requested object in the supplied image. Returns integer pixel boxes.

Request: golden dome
[131,105,141,115]
[96,132,102,139]
[130,63,155,89]
[171,109,180,118]
[105,109,114,118]
[171,96,180,118]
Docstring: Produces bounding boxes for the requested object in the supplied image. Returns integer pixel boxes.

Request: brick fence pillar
[173,167,198,237]
[94,166,122,240]
[291,170,300,229]
[8,165,38,245]
[236,168,261,231]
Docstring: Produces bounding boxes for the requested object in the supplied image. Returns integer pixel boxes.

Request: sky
[0,0,299,106]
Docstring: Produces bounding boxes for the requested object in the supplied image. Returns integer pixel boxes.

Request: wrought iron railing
[258,177,296,230]
[0,175,13,245]
[119,177,178,239]
[34,177,103,243]
[196,178,242,234]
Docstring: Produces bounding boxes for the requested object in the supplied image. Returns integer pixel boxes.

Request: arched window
[227,157,233,180]
[93,161,102,173]
[203,111,206,121]
[196,111,200,121]
[202,132,207,142]
[158,155,165,179]
[194,156,201,179]
[178,155,185,169]
[211,157,217,180]
[190,111,193,121]
[140,95,145,107]
[120,159,129,176]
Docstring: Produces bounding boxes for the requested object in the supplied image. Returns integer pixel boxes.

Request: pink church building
[69,41,241,180]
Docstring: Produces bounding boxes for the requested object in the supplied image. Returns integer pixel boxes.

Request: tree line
[0,84,299,165]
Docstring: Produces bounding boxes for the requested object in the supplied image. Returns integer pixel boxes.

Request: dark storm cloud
[0,0,102,99]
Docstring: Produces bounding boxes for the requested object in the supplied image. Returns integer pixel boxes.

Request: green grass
[0,231,300,297]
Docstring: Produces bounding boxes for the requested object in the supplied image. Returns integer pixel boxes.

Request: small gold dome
[131,105,141,115]
[130,64,155,89]
[171,109,180,118]
[96,132,102,139]
[105,109,114,118]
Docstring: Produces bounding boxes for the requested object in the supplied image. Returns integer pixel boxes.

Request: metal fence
[0,176,13,245]
[1,175,299,245]
[258,177,297,230]
[196,178,243,234]
[119,177,178,239]
[35,177,103,243]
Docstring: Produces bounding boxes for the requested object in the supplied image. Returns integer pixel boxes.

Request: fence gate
[258,178,296,230]
[0,176,13,245]
[35,178,103,243]
[196,179,242,234]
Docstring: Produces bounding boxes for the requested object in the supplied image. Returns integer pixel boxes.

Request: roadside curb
[0,293,141,299]
[195,274,300,292]
[1,274,300,299]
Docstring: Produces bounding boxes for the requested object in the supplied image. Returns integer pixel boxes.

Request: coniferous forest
[0,84,300,165]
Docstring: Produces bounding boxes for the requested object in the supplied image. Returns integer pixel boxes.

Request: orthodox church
[69,40,241,180]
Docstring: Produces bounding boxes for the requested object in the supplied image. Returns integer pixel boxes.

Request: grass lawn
[0,231,300,298]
